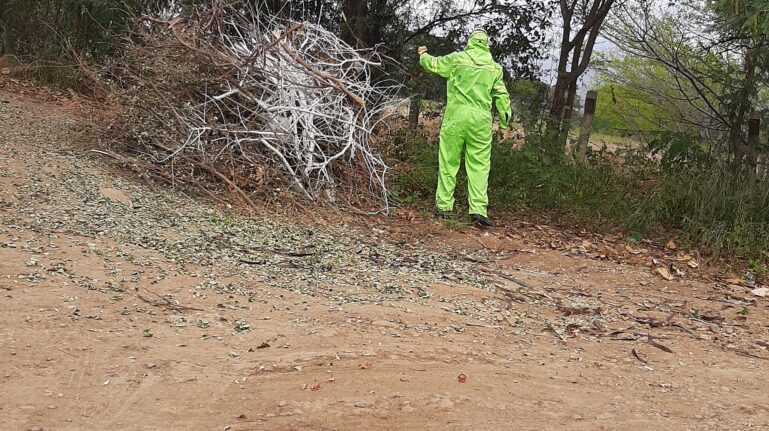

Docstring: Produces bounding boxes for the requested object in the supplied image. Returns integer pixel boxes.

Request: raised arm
[419,50,458,79]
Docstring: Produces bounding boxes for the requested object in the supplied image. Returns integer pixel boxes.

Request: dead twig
[117,2,402,210]
[136,289,203,312]
[646,335,674,353]
[545,323,567,341]
[480,266,534,290]
[279,41,366,107]
[632,348,648,364]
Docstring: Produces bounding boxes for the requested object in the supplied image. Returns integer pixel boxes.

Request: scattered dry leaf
[654,267,675,281]
[675,252,693,261]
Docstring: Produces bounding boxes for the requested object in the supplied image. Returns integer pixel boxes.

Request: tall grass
[390,129,769,260]
[631,163,769,256]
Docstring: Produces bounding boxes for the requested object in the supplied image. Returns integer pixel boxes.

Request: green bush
[633,163,769,256]
[390,129,769,261]
[390,130,638,225]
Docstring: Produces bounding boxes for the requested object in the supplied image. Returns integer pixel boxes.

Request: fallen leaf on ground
[750,287,769,297]
[675,252,693,261]
[666,240,677,250]
[625,244,644,254]
[654,267,675,281]
[687,259,699,269]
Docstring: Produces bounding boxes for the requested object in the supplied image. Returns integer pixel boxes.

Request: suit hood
[464,30,493,63]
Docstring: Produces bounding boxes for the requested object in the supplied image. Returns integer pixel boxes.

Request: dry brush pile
[100,1,402,212]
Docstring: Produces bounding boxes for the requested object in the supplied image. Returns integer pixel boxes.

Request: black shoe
[470,214,494,227]
[433,208,454,219]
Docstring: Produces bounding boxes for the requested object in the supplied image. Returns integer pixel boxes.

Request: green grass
[391,130,636,227]
[389,129,769,262]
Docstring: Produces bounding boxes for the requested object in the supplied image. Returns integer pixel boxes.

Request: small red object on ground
[457,373,467,383]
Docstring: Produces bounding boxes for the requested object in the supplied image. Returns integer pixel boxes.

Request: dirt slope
[1,79,768,431]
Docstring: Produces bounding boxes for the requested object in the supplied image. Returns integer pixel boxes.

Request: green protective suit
[419,31,511,217]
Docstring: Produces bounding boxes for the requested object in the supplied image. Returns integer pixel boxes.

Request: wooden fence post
[747,112,760,179]
[408,96,422,133]
[576,90,597,161]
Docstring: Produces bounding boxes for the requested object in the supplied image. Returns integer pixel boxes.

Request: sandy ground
[1,79,769,431]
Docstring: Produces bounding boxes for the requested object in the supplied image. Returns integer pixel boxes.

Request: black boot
[470,213,493,227]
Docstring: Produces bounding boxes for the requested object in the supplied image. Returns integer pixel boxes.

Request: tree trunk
[365,0,388,47]
[564,81,578,123]
[562,32,584,127]
[746,112,759,179]
[53,0,63,35]
[547,0,615,154]
[560,78,580,148]
[341,0,367,47]
[548,72,569,134]
[729,49,755,162]
[547,9,572,134]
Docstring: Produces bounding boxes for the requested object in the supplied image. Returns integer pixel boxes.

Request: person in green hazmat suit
[418,29,511,227]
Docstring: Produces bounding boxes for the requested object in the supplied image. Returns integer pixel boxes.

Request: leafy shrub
[390,129,769,260]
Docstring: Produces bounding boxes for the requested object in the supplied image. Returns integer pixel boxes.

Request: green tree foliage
[592,55,704,136]
[0,0,179,88]
[273,0,552,130]
[0,1,175,58]
[546,0,617,150]
[507,78,549,135]
[607,0,768,159]
[715,0,769,36]
[1,0,553,96]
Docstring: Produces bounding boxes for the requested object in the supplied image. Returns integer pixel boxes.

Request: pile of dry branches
[104,1,400,212]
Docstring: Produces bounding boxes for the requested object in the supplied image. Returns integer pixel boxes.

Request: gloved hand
[500,111,511,129]
[417,46,428,55]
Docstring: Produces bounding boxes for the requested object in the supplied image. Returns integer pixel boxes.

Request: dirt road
[1,80,768,430]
